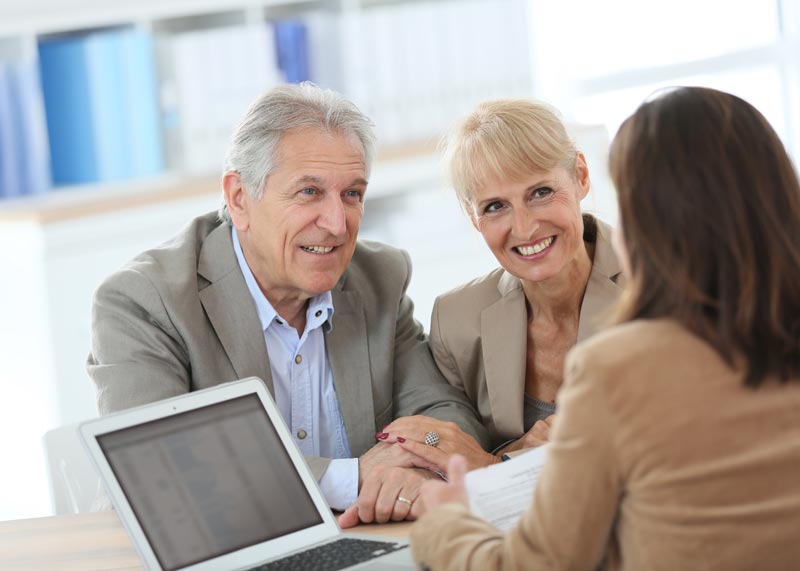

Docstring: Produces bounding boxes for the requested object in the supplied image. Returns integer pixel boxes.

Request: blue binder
[274,20,310,84]
[86,29,130,181]
[38,33,98,185]
[0,62,24,198]
[7,60,52,196]
[120,28,164,178]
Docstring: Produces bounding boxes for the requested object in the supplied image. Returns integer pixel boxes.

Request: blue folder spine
[0,62,24,198]
[121,29,164,178]
[38,34,98,186]
[86,30,130,182]
[274,20,310,84]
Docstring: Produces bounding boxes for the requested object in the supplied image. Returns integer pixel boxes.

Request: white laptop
[80,377,414,571]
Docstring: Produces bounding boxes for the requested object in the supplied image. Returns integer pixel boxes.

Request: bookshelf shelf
[0,174,218,223]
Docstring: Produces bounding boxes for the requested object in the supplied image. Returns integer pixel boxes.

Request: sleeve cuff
[491,438,517,455]
[318,458,358,511]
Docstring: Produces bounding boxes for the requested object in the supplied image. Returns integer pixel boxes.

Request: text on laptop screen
[97,393,324,571]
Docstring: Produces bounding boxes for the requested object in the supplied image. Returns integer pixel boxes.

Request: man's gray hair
[219,82,376,222]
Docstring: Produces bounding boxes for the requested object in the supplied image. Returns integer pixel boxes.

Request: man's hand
[496,414,556,456]
[338,466,439,528]
[356,441,440,489]
[379,416,496,472]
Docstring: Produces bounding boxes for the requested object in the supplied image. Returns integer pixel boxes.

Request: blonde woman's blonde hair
[442,99,578,212]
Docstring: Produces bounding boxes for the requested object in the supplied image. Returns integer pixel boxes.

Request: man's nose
[317,194,347,236]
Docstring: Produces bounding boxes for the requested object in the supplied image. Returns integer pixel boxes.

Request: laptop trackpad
[354,546,414,570]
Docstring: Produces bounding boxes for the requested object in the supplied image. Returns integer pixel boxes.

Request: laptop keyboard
[252,537,408,571]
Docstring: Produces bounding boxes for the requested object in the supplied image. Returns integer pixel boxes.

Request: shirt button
[295,354,303,364]
[275,318,283,325]
[297,429,307,439]
[315,310,322,317]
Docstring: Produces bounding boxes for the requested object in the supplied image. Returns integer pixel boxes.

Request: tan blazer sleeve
[410,344,622,570]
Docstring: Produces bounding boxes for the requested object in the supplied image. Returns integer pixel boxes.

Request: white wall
[0,192,219,521]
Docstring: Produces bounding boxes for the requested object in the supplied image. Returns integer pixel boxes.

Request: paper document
[465,444,549,532]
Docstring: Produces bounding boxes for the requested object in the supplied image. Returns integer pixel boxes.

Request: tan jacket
[411,319,800,570]
[87,212,489,478]
[430,215,624,449]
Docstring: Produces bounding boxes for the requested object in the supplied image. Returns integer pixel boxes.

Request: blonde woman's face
[470,154,590,285]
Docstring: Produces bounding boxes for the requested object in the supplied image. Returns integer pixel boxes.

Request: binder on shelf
[6,60,52,198]
[86,30,130,182]
[163,23,282,175]
[120,28,164,179]
[38,27,164,189]
[38,33,98,186]
[168,28,223,174]
[305,11,343,92]
[274,20,310,84]
[0,62,23,198]
[0,59,52,200]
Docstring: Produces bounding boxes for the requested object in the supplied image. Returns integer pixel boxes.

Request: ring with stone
[424,431,440,447]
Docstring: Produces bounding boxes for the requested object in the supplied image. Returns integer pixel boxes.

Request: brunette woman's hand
[416,455,470,517]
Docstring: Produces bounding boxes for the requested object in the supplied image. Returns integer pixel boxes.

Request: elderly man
[88,83,488,525]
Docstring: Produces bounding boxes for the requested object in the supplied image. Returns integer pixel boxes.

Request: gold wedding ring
[396,496,413,506]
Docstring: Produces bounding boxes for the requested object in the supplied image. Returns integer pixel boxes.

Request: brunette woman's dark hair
[609,86,800,386]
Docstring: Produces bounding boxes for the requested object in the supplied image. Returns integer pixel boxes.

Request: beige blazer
[430,215,624,449]
[411,319,800,570]
[88,212,488,478]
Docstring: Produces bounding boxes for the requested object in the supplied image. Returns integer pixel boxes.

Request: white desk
[0,510,412,570]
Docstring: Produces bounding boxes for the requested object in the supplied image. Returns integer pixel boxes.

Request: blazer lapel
[481,271,527,437]
[326,286,375,456]
[197,224,274,392]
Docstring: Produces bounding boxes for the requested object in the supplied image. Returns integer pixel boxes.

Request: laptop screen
[97,393,324,571]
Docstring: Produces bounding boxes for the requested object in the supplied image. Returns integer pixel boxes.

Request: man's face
[233,127,368,305]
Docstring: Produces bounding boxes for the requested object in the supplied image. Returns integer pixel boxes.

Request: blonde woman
[380,100,623,462]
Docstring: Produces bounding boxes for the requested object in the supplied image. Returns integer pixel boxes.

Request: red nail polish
[375,432,385,439]
[378,433,389,440]
[397,437,406,443]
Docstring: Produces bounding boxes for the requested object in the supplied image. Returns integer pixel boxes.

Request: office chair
[42,422,107,514]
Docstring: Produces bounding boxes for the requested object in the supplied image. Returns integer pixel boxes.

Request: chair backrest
[42,422,106,514]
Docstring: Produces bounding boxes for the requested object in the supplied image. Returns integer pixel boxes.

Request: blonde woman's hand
[380,416,496,473]
[496,414,556,456]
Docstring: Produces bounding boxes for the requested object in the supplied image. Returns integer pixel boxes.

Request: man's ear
[223,171,249,231]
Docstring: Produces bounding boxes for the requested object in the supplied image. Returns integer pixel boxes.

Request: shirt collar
[231,227,334,333]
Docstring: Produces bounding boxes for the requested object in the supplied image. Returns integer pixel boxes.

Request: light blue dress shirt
[232,228,358,510]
